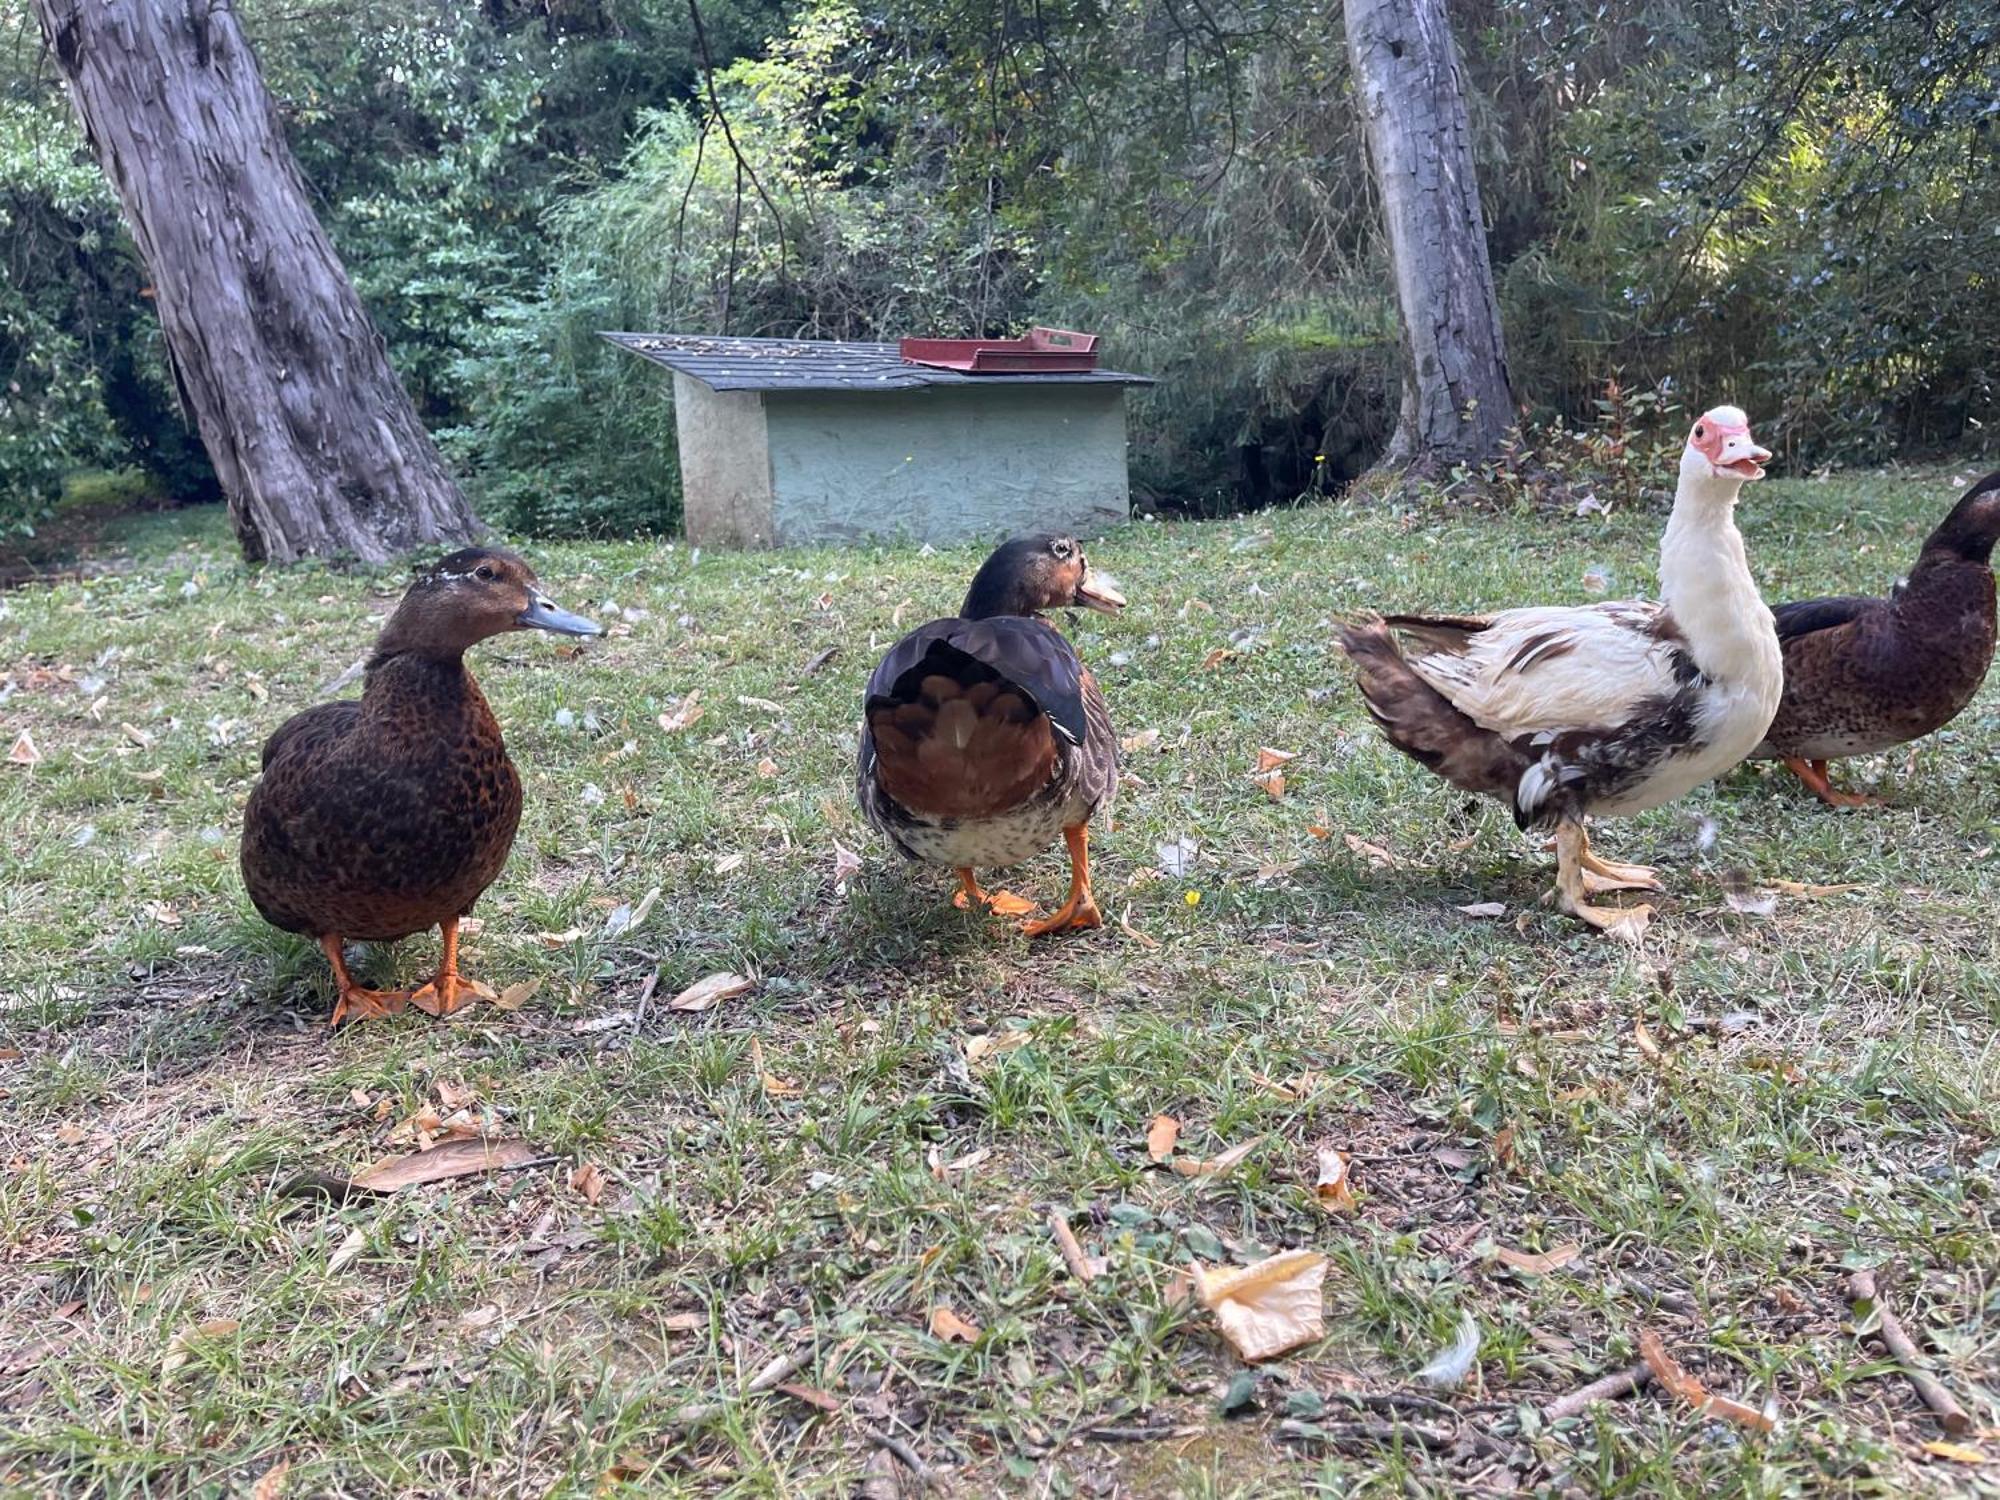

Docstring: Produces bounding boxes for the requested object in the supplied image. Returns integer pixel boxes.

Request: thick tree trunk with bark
[31,0,482,563]
[1345,0,1515,470]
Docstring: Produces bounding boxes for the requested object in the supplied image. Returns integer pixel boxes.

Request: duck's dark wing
[259,700,361,771]
[1771,595,1880,645]
[860,616,1085,821]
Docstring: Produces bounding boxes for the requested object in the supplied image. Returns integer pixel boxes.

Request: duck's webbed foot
[1782,756,1885,809]
[953,869,1040,917]
[408,916,498,1017]
[1550,822,1652,945]
[1018,826,1103,938]
[319,936,409,1027]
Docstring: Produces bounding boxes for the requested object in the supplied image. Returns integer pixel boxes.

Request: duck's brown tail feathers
[1337,614,1528,804]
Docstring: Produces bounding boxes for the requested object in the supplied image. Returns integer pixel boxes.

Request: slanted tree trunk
[31,0,482,563]
[1345,0,1514,470]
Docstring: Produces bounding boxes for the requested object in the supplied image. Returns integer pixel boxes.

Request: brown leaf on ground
[1199,647,1234,671]
[1146,1114,1181,1163]
[250,1460,289,1500]
[777,1381,841,1413]
[1120,728,1161,754]
[571,1161,606,1204]
[1492,1122,1517,1170]
[1638,1328,1776,1431]
[347,1086,372,1110]
[535,928,584,949]
[669,972,754,1013]
[750,1037,802,1097]
[162,1317,242,1376]
[1343,833,1407,869]
[1493,1242,1580,1276]
[657,691,704,733]
[1049,1211,1107,1282]
[8,730,41,766]
[1250,1071,1324,1101]
[927,1145,992,1182]
[963,1030,1031,1068]
[1170,1136,1264,1178]
[1253,769,1286,800]
[928,1305,981,1343]
[1314,1147,1355,1211]
[1194,1250,1328,1362]
[1767,880,1866,898]
[493,978,542,1012]
[347,1138,541,1193]
[1633,1017,1664,1063]
[1256,747,1296,773]
[754,756,779,778]
[436,1079,478,1111]
[1118,908,1159,948]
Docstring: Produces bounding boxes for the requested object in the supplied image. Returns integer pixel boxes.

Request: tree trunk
[30,0,483,563]
[1345,0,1515,470]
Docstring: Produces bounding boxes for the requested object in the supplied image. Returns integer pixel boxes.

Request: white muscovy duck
[1338,407,1781,939]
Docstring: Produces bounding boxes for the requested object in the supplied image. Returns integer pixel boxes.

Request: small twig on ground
[861,1426,932,1487]
[1618,1272,1696,1316]
[670,1350,808,1424]
[1542,1360,1653,1423]
[1847,1270,1972,1435]
[632,969,660,1030]
[1277,1417,1457,1449]
[1084,1424,1199,1443]
[1047,1210,1100,1283]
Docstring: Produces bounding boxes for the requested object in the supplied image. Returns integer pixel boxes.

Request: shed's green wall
[761,385,1130,546]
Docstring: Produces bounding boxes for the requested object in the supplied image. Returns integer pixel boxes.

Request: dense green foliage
[2,0,1995,537]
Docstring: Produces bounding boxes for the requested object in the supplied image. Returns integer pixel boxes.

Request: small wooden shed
[603,332,1154,549]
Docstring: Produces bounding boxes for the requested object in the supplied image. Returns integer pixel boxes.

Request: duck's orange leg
[319,936,409,1027]
[1019,825,1103,938]
[1781,756,1884,808]
[409,916,498,1017]
[952,869,1039,917]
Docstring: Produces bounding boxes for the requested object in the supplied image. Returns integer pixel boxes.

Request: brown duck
[1754,471,2000,805]
[857,535,1125,935]
[241,548,600,1024]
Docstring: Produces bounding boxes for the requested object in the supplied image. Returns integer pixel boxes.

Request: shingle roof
[601,332,1154,392]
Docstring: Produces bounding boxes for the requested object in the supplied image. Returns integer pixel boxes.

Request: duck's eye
[1051,540,1074,560]
[1693,425,1706,440]
[474,564,498,582]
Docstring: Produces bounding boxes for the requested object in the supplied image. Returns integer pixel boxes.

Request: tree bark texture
[31,0,483,563]
[1345,0,1515,468]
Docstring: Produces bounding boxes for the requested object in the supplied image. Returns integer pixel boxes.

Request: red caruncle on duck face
[1688,406,1772,482]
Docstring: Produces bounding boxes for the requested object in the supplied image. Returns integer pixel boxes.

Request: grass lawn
[2,470,1997,1497]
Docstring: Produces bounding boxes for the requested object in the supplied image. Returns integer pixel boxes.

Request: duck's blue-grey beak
[518,593,603,637]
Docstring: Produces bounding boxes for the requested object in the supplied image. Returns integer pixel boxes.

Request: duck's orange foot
[1019,892,1102,938]
[952,869,1040,917]
[409,971,497,1017]
[1783,757,1887,809]
[330,984,409,1028]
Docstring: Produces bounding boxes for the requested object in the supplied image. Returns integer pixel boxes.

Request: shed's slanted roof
[602,332,1154,392]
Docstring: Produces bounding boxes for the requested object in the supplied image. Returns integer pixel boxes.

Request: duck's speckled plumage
[1754,472,2000,784]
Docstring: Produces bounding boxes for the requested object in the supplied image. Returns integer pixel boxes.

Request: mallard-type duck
[1752,471,2000,806]
[241,548,601,1024]
[1338,407,1782,939]
[857,535,1125,935]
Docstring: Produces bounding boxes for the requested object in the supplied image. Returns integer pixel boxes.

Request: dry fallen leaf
[777,1381,842,1414]
[1170,1136,1264,1178]
[755,756,780,779]
[657,691,705,733]
[668,972,754,1013]
[1048,1210,1107,1282]
[162,1317,241,1376]
[1118,907,1159,948]
[1493,1242,1580,1276]
[250,1460,290,1500]
[347,1138,541,1193]
[1638,1328,1777,1431]
[326,1226,368,1275]
[1256,746,1296,773]
[1199,647,1234,671]
[1314,1147,1355,1211]
[8,730,40,766]
[1922,1441,1988,1465]
[1146,1114,1181,1163]
[571,1161,606,1204]
[963,1030,1032,1068]
[928,1305,982,1343]
[1120,728,1161,754]
[1456,901,1507,919]
[1343,832,1406,869]
[713,852,748,876]
[493,978,541,1012]
[750,1036,801,1096]
[1250,1070,1324,1102]
[1633,1016,1664,1063]
[1254,770,1286,801]
[436,1079,478,1111]
[534,928,583,949]
[1767,880,1866,898]
[1194,1249,1327,1362]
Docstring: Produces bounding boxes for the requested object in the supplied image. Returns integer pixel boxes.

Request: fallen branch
[861,1425,933,1488]
[1847,1270,1972,1436]
[1617,1272,1696,1316]
[1084,1424,1199,1443]
[670,1350,808,1424]
[1542,1360,1652,1423]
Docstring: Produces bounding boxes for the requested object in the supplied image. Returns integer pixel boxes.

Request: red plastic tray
[899,326,1100,373]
